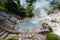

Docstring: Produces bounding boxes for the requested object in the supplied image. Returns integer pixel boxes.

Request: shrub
[51,3,60,10]
[46,32,60,40]
[48,26,52,32]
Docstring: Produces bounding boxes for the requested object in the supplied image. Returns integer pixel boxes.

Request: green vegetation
[26,0,36,6]
[46,32,60,40]
[7,36,18,40]
[52,3,60,10]
[4,0,26,19]
[50,0,60,10]
[48,26,52,32]
[0,0,36,19]
[48,2,60,15]
[0,6,7,12]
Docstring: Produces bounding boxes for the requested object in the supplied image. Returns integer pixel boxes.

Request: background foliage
[0,0,36,19]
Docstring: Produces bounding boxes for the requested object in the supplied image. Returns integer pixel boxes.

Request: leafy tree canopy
[0,0,36,19]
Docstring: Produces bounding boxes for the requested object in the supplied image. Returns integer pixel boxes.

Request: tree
[50,0,58,5]
[1,0,36,19]
[25,0,36,17]
[4,0,26,19]
[26,0,36,6]
[25,5,34,17]
[0,0,7,6]
[15,0,20,4]
[5,0,19,13]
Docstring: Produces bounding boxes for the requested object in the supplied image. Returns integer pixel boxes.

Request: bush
[48,26,52,32]
[52,3,60,10]
[46,32,60,40]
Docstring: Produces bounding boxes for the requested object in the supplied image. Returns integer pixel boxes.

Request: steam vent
[1,0,60,40]
[0,11,49,40]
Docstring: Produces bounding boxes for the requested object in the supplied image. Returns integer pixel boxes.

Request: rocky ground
[0,10,60,40]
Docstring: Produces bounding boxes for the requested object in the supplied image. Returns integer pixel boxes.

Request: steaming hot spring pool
[16,20,39,32]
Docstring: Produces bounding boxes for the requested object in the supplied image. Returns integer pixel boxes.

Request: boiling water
[18,20,38,31]
[17,0,49,31]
